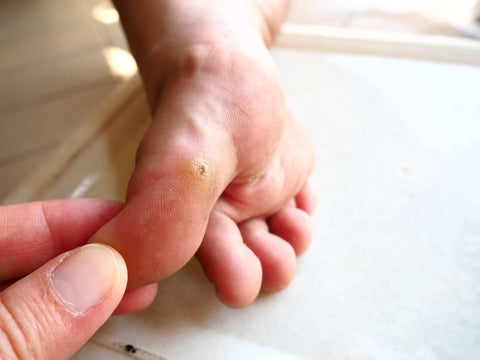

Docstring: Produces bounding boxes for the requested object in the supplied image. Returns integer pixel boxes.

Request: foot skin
[91,42,316,308]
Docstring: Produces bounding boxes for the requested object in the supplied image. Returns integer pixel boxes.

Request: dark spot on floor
[125,344,137,353]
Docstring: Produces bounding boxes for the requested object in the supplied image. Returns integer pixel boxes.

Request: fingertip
[49,244,128,315]
[105,244,129,298]
[0,244,128,360]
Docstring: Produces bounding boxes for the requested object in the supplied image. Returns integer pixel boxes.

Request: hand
[91,0,317,307]
[0,200,157,359]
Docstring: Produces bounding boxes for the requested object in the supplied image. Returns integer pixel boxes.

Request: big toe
[90,116,236,288]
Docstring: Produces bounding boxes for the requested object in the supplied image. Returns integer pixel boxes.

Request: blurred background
[0,0,479,203]
[289,0,480,37]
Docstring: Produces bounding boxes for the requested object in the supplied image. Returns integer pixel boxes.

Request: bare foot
[91,41,315,307]
[92,0,316,307]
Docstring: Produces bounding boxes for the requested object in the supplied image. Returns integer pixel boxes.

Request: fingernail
[49,244,120,314]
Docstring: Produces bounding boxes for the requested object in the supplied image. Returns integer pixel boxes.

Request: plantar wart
[184,155,210,180]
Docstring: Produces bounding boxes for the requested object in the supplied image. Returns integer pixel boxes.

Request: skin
[89,0,317,307]
[0,1,316,356]
[0,200,157,359]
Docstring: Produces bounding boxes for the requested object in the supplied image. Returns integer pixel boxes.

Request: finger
[197,210,262,308]
[0,199,123,280]
[0,244,127,360]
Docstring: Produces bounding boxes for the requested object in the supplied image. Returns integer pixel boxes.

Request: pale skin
[0,0,316,358]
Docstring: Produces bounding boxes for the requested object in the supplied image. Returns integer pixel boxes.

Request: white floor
[66,49,480,360]
[289,0,478,30]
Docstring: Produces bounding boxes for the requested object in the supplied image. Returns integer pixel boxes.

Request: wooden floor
[0,0,131,202]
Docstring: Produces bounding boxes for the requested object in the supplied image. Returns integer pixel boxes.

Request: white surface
[288,0,477,25]
[73,49,480,359]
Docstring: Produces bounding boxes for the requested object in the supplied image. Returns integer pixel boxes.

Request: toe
[197,211,262,308]
[295,178,318,215]
[113,283,158,315]
[239,218,296,292]
[89,116,237,287]
[268,206,313,256]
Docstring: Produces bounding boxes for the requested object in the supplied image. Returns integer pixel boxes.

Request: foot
[91,40,316,307]
[93,0,317,307]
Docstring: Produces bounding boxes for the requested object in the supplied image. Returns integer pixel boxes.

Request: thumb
[0,244,127,360]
